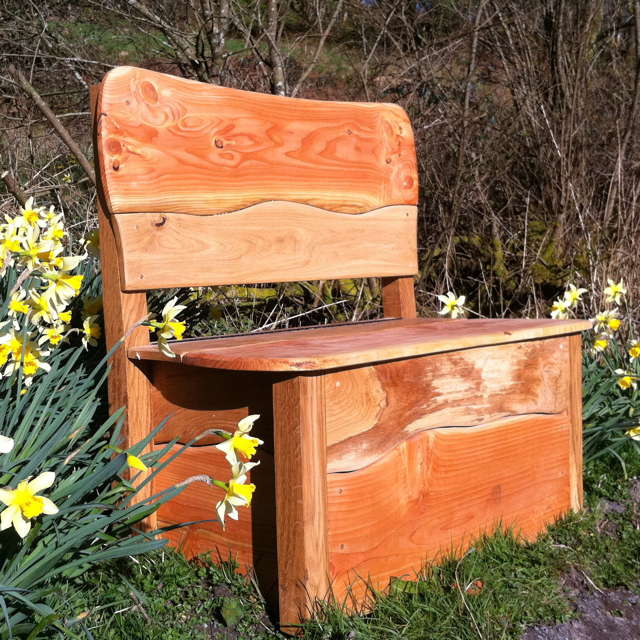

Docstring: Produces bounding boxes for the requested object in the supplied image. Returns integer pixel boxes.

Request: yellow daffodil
[550,298,570,319]
[62,173,72,184]
[28,291,59,325]
[43,272,84,307]
[563,284,587,307]
[0,435,14,454]
[7,290,29,324]
[614,369,637,391]
[15,197,45,229]
[127,454,148,472]
[38,325,65,347]
[629,341,640,362]
[604,279,626,305]
[148,297,187,358]
[215,461,259,527]
[59,310,72,324]
[437,292,466,319]
[592,336,609,353]
[625,426,640,441]
[0,471,58,538]
[215,415,263,465]
[81,316,102,349]
[592,309,619,333]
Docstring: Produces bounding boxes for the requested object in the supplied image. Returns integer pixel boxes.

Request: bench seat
[129,317,591,372]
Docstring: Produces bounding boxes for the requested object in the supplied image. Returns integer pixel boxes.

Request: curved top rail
[95,66,418,216]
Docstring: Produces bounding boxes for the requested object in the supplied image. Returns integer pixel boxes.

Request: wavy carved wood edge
[96,66,418,217]
[113,202,418,290]
[324,337,572,473]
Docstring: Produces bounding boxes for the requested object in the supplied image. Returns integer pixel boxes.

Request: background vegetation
[2,0,639,328]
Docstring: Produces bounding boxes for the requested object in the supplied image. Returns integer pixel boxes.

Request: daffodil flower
[215,461,259,528]
[592,335,609,353]
[127,454,148,472]
[81,315,102,349]
[28,291,59,325]
[38,325,66,347]
[593,309,620,333]
[215,415,263,465]
[7,290,29,326]
[15,197,45,229]
[550,298,570,319]
[563,284,587,307]
[437,292,466,319]
[148,297,187,358]
[629,341,640,362]
[0,435,14,454]
[82,295,103,318]
[604,279,626,305]
[0,471,58,538]
[614,369,637,391]
[625,426,640,441]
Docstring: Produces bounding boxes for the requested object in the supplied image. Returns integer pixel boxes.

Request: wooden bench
[92,66,591,625]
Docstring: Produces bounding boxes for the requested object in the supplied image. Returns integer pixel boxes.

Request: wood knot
[153,215,167,227]
[385,158,392,164]
[346,129,353,135]
[214,138,224,149]
[112,160,120,171]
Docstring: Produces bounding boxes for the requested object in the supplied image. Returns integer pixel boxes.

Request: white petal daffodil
[604,279,626,305]
[147,297,187,358]
[215,415,263,465]
[614,369,637,391]
[0,435,14,454]
[563,284,587,307]
[550,298,570,319]
[592,309,620,333]
[0,472,59,538]
[215,461,259,528]
[437,292,466,319]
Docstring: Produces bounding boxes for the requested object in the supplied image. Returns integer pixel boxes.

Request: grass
[42,447,640,640]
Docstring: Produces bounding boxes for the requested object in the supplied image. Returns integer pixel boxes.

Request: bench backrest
[94,66,418,292]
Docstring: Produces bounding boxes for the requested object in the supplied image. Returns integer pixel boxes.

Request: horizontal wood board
[324,337,569,472]
[130,317,592,371]
[113,203,417,290]
[96,66,418,216]
[327,414,572,601]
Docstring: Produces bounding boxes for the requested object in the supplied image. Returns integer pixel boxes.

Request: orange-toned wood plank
[567,334,584,510]
[326,414,572,602]
[93,84,155,521]
[97,66,417,216]
[324,338,569,472]
[153,444,278,605]
[381,276,416,318]
[273,375,329,626]
[148,362,279,446]
[130,318,592,372]
[112,204,418,291]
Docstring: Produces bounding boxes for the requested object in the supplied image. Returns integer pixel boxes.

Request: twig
[8,65,96,185]
[1,171,28,207]
[290,0,346,98]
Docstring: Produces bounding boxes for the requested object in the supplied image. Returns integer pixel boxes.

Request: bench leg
[273,373,330,628]
[568,334,584,511]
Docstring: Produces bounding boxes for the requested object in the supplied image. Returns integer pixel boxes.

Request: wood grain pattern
[326,414,572,602]
[153,443,278,605]
[113,204,418,291]
[381,276,416,318]
[568,334,584,510]
[97,66,417,216]
[148,362,279,446]
[324,338,569,472]
[93,84,156,522]
[273,375,330,626]
[130,318,592,372]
